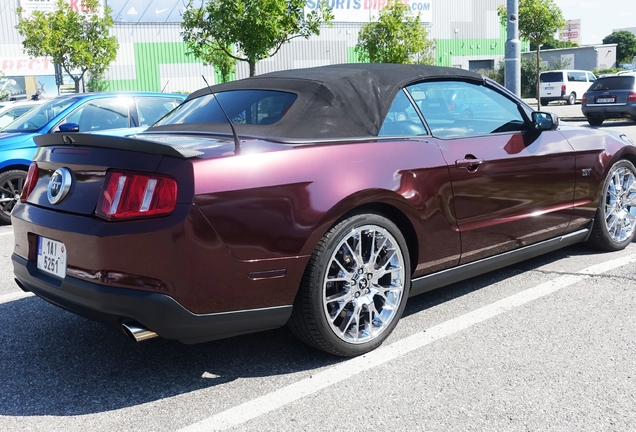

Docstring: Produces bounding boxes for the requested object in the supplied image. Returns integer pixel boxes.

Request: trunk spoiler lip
[34,132,204,159]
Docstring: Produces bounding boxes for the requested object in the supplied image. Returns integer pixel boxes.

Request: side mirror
[532,111,559,131]
[57,122,80,133]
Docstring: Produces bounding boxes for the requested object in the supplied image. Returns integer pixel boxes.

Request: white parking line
[0,291,33,304]
[179,253,636,432]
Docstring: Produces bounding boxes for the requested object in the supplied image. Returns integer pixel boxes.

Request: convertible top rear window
[155,90,298,127]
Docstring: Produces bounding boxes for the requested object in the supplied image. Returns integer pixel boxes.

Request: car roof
[170,64,485,139]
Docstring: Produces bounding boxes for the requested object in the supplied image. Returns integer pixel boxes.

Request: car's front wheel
[289,212,411,357]
[0,169,27,224]
[588,159,636,251]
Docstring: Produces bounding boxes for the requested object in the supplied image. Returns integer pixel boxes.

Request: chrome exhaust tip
[122,322,158,342]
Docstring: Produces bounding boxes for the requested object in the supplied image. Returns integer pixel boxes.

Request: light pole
[505,0,521,98]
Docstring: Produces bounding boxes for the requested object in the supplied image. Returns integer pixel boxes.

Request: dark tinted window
[540,72,564,83]
[589,76,636,91]
[156,90,298,126]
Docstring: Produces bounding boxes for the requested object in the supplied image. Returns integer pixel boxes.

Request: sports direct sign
[1,57,55,75]
[19,0,104,18]
[305,0,432,22]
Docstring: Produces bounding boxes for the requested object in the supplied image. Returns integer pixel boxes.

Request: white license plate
[596,97,615,103]
[37,237,67,279]
[545,86,554,90]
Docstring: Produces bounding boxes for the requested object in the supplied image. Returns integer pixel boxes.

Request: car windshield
[588,76,636,91]
[154,90,298,127]
[1,97,77,133]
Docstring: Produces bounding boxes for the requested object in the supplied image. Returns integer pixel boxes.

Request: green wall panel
[107,42,229,92]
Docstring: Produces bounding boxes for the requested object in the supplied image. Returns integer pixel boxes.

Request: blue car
[0,92,185,223]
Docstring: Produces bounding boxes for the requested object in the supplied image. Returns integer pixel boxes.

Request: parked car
[581,74,636,126]
[0,100,43,130]
[0,92,185,223]
[12,64,636,357]
[539,69,596,106]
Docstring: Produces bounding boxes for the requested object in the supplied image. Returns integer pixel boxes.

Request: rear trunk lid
[28,133,202,217]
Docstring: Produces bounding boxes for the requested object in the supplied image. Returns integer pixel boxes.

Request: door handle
[455,158,484,169]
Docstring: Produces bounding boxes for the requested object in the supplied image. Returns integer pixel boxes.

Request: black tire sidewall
[306,213,411,357]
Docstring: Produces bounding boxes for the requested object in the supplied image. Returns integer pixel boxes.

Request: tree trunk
[74,77,81,93]
[249,60,256,77]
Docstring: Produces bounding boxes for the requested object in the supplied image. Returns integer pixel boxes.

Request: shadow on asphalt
[0,243,607,416]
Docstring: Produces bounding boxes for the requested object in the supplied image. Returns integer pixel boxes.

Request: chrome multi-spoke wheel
[0,170,26,224]
[323,225,405,344]
[289,213,410,357]
[589,160,636,251]
[603,166,636,242]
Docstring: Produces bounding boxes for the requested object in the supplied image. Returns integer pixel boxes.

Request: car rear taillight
[582,93,587,104]
[96,170,177,220]
[561,85,566,96]
[628,92,636,102]
[20,162,38,202]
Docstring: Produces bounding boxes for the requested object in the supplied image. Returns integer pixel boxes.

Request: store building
[1,0,516,97]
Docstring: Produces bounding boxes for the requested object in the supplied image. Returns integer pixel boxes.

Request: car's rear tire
[587,116,604,126]
[0,169,27,224]
[540,99,549,106]
[588,159,636,251]
[288,212,411,357]
[567,92,576,105]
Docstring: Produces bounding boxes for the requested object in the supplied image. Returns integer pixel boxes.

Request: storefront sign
[19,0,104,18]
[1,57,56,75]
[305,0,432,23]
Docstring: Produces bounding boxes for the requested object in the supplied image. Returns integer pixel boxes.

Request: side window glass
[572,72,586,82]
[587,72,596,82]
[136,97,180,127]
[406,81,526,138]
[65,98,130,132]
[378,90,427,136]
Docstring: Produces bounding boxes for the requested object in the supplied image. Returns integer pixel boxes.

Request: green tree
[181,0,333,78]
[498,0,565,106]
[603,30,636,64]
[182,17,236,84]
[16,0,118,93]
[356,0,435,64]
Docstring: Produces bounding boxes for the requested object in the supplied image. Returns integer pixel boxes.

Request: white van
[539,70,596,106]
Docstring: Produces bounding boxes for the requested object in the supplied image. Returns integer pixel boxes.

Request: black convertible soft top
[148,63,485,139]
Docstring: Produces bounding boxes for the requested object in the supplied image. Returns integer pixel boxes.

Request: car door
[406,80,576,264]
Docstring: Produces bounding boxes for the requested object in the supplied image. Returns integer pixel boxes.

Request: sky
[553,0,636,45]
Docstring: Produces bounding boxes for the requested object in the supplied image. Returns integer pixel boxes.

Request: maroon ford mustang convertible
[12,64,636,356]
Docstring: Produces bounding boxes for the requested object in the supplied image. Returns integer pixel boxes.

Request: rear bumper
[13,253,292,343]
[582,104,636,119]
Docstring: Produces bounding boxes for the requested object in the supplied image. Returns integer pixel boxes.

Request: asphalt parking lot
[1,117,636,431]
